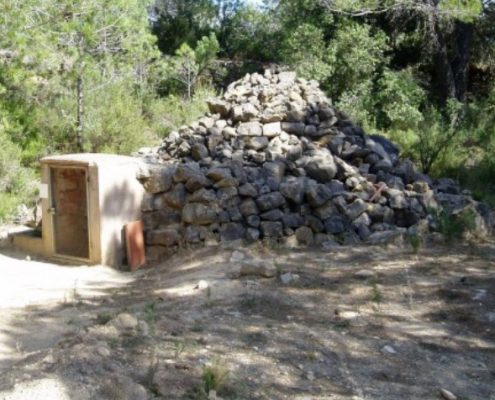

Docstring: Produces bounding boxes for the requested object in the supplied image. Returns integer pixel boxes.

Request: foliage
[432,207,477,244]
[201,362,229,394]
[164,33,220,99]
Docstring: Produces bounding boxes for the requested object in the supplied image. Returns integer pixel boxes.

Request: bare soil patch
[0,242,494,400]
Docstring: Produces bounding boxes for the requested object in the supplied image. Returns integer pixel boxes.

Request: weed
[144,347,160,395]
[407,233,423,254]
[371,283,383,304]
[95,312,113,325]
[191,321,205,333]
[431,207,476,244]
[239,294,258,309]
[173,339,186,358]
[143,301,157,335]
[202,361,229,395]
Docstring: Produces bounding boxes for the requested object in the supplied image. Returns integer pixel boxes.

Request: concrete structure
[12,154,146,268]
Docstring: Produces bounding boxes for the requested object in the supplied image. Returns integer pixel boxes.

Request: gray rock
[238,259,276,278]
[256,191,286,211]
[232,103,258,122]
[387,189,408,209]
[182,203,217,225]
[207,98,231,117]
[366,230,405,245]
[246,136,269,150]
[238,121,263,136]
[305,153,337,183]
[280,272,300,285]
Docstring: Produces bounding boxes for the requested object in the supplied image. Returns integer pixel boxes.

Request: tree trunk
[452,21,474,104]
[76,75,84,152]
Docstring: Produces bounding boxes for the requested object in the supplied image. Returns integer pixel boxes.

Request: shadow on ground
[0,242,494,399]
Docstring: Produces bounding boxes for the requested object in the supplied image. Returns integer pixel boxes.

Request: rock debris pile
[137,70,493,260]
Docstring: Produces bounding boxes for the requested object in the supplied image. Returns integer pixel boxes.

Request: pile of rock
[137,70,493,260]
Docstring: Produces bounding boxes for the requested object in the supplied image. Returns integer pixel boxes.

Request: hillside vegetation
[1,0,494,219]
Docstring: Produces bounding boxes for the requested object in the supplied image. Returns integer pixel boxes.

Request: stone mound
[137,70,494,260]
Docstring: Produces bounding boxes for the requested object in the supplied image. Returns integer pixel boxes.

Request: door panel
[51,167,89,259]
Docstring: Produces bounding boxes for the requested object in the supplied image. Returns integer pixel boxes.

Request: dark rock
[162,184,186,209]
[256,192,286,211]
[280,177,306,204]
[191,143,209,161]
[296,226,314,245]
[261,209,284,221]
[260,221,284,238]
[188,188,216,204]
[281,122,305,135]
[247,215,261,228]
[306,182,333,207]
[240,199,259,216]
[220,223,246,242]
[324,215,348,234]
[282,213,304,229]
[206,167,232,182]
[141,165,174,194]
[147,229,180,246]
[185,174,212,192]
[246,228,260,242]
[239,183,258,197]
[345,199,368,220]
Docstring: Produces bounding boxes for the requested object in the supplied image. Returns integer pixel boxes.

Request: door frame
[49,165,92,263]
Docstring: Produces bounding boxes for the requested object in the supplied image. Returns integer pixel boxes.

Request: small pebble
[381,345,397,355]
[440,388,457,400]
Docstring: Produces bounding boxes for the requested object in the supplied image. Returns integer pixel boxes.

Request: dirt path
[0,242,494,400]
[0,249,136,372]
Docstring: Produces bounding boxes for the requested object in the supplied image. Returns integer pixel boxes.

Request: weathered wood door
[50,167,89,259]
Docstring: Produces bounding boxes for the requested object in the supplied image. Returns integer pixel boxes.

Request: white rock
[112,313,138,331]
[381,345,397,355]
[440,388,457,400]
[354,269,375,279]
[280,272,300,285]
[230,250,245,262]
[196,280,209,290]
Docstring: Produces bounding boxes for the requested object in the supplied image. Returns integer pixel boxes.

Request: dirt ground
[0,240,494,400]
